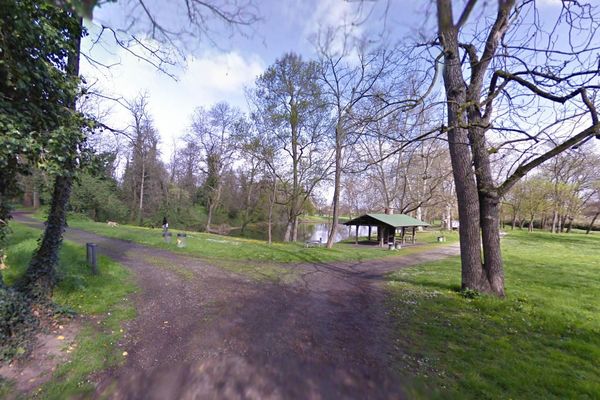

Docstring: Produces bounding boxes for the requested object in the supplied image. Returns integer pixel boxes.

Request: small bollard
[86,243,98,275]
[163,231,172,243]
[176,233,187,248]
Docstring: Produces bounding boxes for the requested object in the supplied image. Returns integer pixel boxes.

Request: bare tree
[119,94,164,225]
[250,53,332,242]
[430,0,600,296]
[315,29,400,248]
[188,102,241,232]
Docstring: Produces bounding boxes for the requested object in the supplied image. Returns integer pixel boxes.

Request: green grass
[2,224,137,399]
[387,230,600,399]
[56,214,458,266]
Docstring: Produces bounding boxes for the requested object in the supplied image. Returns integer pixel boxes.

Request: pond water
[229,223,375,243]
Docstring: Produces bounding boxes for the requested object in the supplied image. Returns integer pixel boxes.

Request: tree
[0,0,86,291]
[188,102,241,232]
[315,30,400,248]
[121,94,166,225]
[583,181,600,234]
[15,9,91,299]
[251,53,332,242]
[432,0,599,296]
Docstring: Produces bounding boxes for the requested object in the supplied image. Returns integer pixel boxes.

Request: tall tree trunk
[416,206,424,231]
[285,100,300,243]
[437,1,487,292]
[558,213,563,233]
[19,175,73,298]
[292,214,299,242]
[267,178,276,245]
[586,212,599,234]
[137,160,145,225]
[20,17,82,300]
[528,216,534,232]
[468,114,504,296]
[327,123,344,248]
[551,209,558,233]
[32,189,40,209]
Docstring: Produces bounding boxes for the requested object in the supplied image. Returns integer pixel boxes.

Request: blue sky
[80,0,580,159]
[81,0,426,155]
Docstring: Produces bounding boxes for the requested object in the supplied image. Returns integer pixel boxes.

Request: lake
[229,223,374,243]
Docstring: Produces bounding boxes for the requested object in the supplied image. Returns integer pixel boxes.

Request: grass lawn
[49,213,458,265]
[387,230,600,399]
[1,224,137,399]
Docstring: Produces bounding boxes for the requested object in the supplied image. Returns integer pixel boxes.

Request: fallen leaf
[122,351,128,356]
[57,335,65,340]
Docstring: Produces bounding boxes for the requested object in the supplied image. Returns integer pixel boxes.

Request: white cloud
[303,0,366,45]
[80,29,264,158]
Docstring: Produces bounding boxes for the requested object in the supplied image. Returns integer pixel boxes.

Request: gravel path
[13,213,459,399]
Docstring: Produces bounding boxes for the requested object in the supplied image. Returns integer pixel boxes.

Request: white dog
[107,221,118,227]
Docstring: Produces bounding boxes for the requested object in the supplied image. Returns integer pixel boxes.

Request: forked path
[13,213,460,399]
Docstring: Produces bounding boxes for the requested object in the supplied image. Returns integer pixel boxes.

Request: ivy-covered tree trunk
[19,174,73,298]
[20,17,82,300]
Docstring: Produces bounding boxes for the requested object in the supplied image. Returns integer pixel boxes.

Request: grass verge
[387,230,600,399]
[1,223,137,399]
[43,214,459,265]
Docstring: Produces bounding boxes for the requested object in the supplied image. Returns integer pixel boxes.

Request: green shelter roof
[344,213,429,228]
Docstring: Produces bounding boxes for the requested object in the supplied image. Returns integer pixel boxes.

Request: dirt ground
[9,213,459,399]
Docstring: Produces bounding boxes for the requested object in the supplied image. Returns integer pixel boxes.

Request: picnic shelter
[343,213,429,247]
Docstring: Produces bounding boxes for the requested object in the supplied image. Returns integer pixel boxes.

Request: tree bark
[528,216,534,232]
[137,159,145,225]
[20,17,82,300]
[551,208,558,233]
[437,0,487,292]
[468,115,504,296]
[19,175,73,298]
[327,122,344,248]
[267,177,276,245]
[586,212,599,234]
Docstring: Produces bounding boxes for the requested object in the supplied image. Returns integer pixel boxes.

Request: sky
[80,0,595,164]
[80,0,425,157]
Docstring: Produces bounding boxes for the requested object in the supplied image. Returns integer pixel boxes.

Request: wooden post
[379,225,384,247]
[355,225,359,244]
[401,227,406,244]
[368,226,372,241]
[412,226,416,244]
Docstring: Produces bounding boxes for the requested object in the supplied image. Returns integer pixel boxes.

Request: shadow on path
[12,212,460,399]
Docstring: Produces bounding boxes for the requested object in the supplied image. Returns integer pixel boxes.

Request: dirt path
[12,213,459,399]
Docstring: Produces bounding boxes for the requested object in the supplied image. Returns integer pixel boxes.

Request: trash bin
[163,232,172,243]
[176,233,187,248]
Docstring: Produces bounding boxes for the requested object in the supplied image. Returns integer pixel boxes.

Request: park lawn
[388,230,600,399]
[55,214,458,265]
[1,224,137,399]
